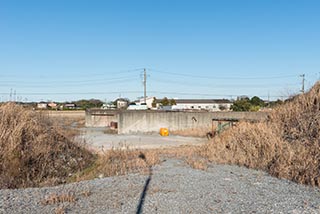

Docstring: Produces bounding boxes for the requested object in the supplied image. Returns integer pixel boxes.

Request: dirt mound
[0,103,94,189]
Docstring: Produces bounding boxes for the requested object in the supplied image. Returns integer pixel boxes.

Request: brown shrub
[0,103,95,189]
[202,123,284,168]
[201,83,320,187]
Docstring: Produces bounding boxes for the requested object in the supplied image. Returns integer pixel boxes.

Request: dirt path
[78,127,208,151]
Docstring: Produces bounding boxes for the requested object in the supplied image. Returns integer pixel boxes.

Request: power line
[0,90,288,98]
[0,91,143,95]
[0,77,141,88]
[147,91,289,99]
[148,68,298,80]
[0,68,145,79]
[149,77,299,88]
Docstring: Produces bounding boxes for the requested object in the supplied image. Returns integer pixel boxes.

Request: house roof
[115,98,129,102]
[175,99,232,104]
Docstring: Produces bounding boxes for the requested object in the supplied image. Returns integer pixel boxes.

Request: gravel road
[79,128,207,151]
[1,159,319,214]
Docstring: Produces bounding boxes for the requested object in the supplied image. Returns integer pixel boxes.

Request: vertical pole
[10,88,12,102]
[143,68,147,103]
[300,74,305,93]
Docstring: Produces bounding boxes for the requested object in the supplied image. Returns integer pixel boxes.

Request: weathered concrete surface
[118,111,268,134]
[47,110,85,118]
[85,109,268,134]
[85,109,119,127]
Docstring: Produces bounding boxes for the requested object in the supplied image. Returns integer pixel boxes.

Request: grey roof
[175,99,232,104]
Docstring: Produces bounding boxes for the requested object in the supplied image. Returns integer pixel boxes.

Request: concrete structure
[86,109,268,134]
[85,109,119,127]
[117,111,267,134]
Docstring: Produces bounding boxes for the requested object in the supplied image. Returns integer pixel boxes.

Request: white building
[37,102,48,109]
[173,99,232,111]
[137,97,155,109]
[115,98,129,109]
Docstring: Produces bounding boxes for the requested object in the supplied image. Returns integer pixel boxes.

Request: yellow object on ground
[160,128,169,136]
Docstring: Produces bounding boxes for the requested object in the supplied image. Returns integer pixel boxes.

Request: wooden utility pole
[143,68,147,103]
[300,74,305,93]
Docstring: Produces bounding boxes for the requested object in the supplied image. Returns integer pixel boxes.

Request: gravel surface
[1,159,319,214]
[79,128,206,151]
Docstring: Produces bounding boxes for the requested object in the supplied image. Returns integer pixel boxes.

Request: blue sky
[1,0,320,102]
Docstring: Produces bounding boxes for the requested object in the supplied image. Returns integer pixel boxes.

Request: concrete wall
[85,109,119,127]
[85,109,268,133]
[117,111,268,134]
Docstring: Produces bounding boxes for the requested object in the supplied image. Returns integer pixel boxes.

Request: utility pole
[143,68,147,103]
[300,74,305,93]
[9,88,12,101]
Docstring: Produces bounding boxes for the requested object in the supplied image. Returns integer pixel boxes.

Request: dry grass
[153,145,208,171]
[4,84,320,189]
[55,207,66,214]
[42,192,76,205]
[0,103,198,188]
[185,158,208,170]
[73,148,161,181]
[0,103,95,189]
[171,127,212,138]
[198,82,320,187]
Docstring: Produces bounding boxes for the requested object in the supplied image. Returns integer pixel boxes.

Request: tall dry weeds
[201,83,320,187]
[0,103,95,189]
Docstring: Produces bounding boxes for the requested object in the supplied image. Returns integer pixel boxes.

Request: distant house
[115,98,129,109]
[37,102,48,109]
[127,103,148,110]
[136,97,155,109]
[173,99,232,111]
[48,102,58,109]
[64,103,76,110]
[101,102,116,110]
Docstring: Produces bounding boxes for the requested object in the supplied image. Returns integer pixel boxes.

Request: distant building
[173,99,232,111]
[115,98,129,109]
[127,103,148,110]
[64,103,76,110]
[48,102,58,109]
[136,97,155,109]
[37,102,48,109]
[101,102,116,110]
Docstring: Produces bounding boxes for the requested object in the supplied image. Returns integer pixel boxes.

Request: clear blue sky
[1,0,320,102]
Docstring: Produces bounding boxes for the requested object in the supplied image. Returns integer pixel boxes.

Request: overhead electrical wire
[0,67,303,101]
[149,77,298,88]
[148,68,298,80]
